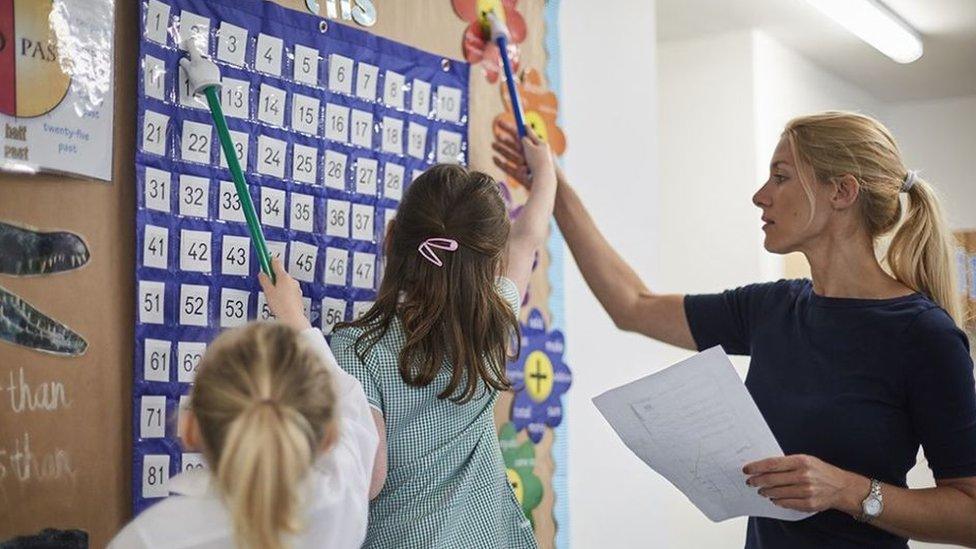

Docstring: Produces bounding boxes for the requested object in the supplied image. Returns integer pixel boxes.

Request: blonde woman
[110,259,378,549]
[495,112,976,548]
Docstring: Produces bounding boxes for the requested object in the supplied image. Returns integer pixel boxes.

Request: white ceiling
[656,0,976,102]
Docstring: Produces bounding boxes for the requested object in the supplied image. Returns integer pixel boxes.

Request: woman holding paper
[494,112,976,548]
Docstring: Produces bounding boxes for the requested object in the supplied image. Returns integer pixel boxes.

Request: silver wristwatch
[857,479,884,523]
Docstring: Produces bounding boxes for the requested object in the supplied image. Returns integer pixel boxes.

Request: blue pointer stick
[487,12,528,139]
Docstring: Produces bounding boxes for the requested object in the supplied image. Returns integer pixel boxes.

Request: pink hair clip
[418,238,459,267]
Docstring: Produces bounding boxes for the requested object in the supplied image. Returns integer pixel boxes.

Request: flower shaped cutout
[452,0,527,83]
[507,309,571,443]
[498,421,544,524]
[492,68,567,159]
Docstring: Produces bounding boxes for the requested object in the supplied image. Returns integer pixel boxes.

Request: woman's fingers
[747,471,804,489]
[743,456,803,475]
[757,485,810,500]
[496,120,519,141]
[491,141,527,167]
[492,157,530,185]
[493,134,525,157]
[492,156,527,179]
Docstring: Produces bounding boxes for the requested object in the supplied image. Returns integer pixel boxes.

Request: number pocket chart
[134,0,469,514]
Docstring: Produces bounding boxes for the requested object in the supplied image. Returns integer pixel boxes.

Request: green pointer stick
[180,40,275,283]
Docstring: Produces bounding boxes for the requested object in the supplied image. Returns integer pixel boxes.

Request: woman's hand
[492,121,554,189]
[744,454,869,515]
[258,258,312,332]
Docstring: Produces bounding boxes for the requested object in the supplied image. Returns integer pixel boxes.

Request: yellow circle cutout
[524,111,550,143]
[477,0,506,30]
[506,468,524,504]
[524,350,554,403]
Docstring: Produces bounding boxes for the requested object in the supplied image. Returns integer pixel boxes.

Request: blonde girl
[110,260,378,549]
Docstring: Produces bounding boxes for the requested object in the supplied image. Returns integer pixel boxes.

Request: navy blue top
[684,279,976,548]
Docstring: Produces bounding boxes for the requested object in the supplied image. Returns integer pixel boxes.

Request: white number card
[177,341,206,383]
[328,54,354,94]
[142,454,170,498]
[179,229,212,272]
[143,225,169,270]
[221,234,251,276]
[220,288,250,328]
[321,297,346,335]
[255,33,284,76]
[139,281,166,325]
[179,284,210,327]
[289,241,318,283]
[143,339,171,383]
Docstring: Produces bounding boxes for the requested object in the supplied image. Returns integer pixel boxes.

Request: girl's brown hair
[190,322,337,549]
[337,164,520,403]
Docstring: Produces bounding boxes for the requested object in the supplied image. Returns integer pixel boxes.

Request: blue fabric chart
[133,0,469,514]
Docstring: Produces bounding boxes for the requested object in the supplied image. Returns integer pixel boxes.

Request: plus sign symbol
[524,351,554,403]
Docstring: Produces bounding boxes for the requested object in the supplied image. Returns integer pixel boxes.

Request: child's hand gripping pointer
[259,258,312,332]
[495,123,558,297]
[491,121,555,190]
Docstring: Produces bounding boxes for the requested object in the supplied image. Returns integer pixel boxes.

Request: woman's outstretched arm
[493,122,696,350]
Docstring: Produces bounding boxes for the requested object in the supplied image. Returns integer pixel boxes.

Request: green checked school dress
[332,277,537,549]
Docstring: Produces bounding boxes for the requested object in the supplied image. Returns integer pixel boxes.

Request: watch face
[864,498,882,515]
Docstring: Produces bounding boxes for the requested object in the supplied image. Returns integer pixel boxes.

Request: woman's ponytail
[887,176,964,325]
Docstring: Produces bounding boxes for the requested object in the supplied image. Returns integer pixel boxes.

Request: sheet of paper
[592,346,812,522]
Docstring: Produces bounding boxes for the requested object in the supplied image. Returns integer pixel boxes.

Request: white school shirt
[109,328,379,549]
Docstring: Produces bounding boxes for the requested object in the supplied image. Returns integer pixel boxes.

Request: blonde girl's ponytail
[191,323,337,549]
[216,400,315,549]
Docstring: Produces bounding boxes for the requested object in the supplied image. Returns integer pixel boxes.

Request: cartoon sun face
[477,0,505,26]
[524,110,549,143]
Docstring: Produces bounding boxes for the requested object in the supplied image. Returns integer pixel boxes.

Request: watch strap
[857,478,883,523]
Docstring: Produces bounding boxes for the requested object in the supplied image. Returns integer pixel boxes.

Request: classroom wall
[885,94,976,231]
[751,30,884,281]
[0,2,136,545]
[654,29,762,547]
[558,1,682,547]
[658,31,762,297]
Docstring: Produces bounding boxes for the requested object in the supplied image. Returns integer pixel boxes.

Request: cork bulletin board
[0,1,571,547]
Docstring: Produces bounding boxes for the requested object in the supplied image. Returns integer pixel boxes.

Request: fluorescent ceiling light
[806,0,923,63]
